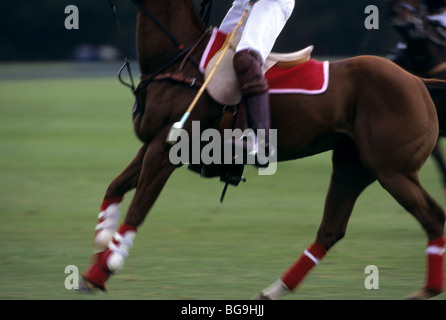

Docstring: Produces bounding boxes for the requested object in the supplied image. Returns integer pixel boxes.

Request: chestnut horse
[389,0,446,191]
[79,0,445,299]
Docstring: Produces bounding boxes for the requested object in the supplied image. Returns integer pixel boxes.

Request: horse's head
[389,0,423,28]
[390,0,445,26]
[388,0,436,42]
[389,0,446,44]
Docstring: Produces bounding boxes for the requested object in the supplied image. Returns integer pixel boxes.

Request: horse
[78,0,445,299]
[389,0,446,191]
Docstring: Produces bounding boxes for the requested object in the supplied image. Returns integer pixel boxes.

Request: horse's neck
[136,0,205,74]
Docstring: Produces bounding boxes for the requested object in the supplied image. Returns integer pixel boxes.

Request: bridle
[107,0,213,94]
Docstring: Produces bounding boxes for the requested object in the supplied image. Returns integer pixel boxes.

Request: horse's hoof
[75,278,102,294]
[406,287,442,300]
[251,292,275,300]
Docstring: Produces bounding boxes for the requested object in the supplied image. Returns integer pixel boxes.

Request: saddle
[190,30,324,199]
[202,28,314,105]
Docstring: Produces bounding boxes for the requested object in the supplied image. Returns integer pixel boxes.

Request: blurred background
[0,0,399,62]
[4,0,444,301]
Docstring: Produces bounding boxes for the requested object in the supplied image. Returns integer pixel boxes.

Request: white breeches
[219,0,295,62]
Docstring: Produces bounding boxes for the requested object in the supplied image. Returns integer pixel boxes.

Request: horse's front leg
[93,144,147,252]
[81,138,175,291]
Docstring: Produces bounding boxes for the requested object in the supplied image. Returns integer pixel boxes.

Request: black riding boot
[232,49,271,167]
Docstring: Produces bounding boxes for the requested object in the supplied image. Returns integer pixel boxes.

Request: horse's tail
[422,78,446,92]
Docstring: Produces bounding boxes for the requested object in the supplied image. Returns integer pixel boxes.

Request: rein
[107,0,136,90]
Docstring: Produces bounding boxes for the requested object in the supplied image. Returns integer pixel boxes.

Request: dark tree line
[0,0,399,61]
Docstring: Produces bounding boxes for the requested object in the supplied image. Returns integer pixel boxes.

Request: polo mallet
[166,0,256,145]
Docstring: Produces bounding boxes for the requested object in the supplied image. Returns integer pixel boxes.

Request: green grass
[0,63,445,300]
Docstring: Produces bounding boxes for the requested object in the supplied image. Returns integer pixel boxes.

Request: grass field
[0,62,445,300]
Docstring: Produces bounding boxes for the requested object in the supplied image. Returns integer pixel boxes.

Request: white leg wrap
[106,229,136,272]
[94,203,121,251]
[261,279,289,299]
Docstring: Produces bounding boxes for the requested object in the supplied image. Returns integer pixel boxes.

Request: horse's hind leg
[375,169,445,299]
[255,138,376,299]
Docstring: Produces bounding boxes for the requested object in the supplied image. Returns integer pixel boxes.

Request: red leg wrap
[425,236,445,293]
[84,224,138,291]
[83,251,112,291]
[100,196,123,211]
[281,243,327,291]
[116,223,137,236]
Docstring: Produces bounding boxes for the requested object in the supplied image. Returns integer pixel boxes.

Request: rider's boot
[232,49,271,167]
